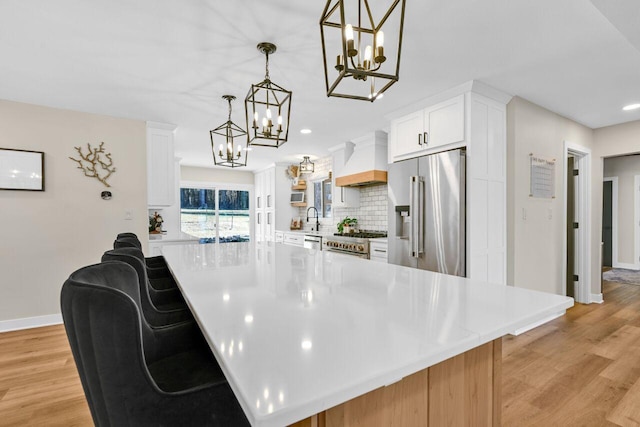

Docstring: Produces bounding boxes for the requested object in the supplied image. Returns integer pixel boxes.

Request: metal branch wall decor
[69,142,116,187]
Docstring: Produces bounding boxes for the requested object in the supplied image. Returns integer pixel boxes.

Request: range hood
[335,130,388,187]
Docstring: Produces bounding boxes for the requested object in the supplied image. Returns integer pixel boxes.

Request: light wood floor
[1,280,639,426]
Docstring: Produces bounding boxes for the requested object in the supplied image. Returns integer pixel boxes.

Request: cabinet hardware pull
[424,132,429,145]
[418,133,422,145]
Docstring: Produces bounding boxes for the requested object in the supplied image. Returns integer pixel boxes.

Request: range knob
[357,244,364,251]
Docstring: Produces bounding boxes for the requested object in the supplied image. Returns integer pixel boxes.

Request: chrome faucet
[306,207,320,232]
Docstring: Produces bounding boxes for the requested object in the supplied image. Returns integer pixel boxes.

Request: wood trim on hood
[335,170,387,187]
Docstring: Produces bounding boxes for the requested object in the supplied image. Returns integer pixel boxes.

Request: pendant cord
[265,52,270,81]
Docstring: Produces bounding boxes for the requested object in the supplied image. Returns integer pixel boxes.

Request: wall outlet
[125,209,133,220]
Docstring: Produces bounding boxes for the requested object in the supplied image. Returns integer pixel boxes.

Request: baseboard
[613,262,640,270]
[509,311,566,336]
[591,293,604,304]
[0,314,63,333]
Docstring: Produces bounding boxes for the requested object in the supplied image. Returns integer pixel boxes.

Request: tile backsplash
[334,184,388,231]
[294,155,388,233]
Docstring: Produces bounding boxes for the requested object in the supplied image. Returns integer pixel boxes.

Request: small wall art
[0,148,45,191]
[69,142,116,187]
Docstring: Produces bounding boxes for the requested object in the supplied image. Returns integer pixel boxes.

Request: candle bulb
[364,45,372,70]
[253,111,259,129]
[277,115,283,132]
[375,31,386,63]
[345,24,354,41]
[345,24,356,57]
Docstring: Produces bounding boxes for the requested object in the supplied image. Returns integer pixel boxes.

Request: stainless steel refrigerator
[388,148,466,276]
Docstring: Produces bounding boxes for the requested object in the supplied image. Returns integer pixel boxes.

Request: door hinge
[573,222,579,229]
[573,169,579,176]
[573,274,579,281]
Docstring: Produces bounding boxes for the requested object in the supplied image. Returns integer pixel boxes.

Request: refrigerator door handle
[418,177,425,255]
[409,176,416,257]
[410,176,423,258]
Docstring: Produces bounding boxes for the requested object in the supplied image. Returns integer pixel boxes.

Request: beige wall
[603,156,640,266]
[594,122,640,276]
[0,99,147,325]
[181,165,254,185]
[506,97,595,295]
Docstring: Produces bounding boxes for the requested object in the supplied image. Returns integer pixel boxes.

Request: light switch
[548,208,553,219]
[125,209,133,220]
[522,208,527,221]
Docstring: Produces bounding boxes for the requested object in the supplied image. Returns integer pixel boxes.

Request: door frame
[562,141,592,304]
[603,177,619,268]
[635,175,640,270]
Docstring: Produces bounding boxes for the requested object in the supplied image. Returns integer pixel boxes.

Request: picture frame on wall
[0,148,45,191]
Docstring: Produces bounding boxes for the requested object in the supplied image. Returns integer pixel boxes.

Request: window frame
[180,181,253,243]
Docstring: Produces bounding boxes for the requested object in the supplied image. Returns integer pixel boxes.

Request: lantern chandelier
[299,156,315,174]
[245,42,292,148]
[320,0,406,102]
[210,95,248,168]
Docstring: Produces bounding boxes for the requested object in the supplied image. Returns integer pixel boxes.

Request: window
[313,177,332,218]
[180,185,250,243]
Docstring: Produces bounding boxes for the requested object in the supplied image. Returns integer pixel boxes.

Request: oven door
[325,247,369,259]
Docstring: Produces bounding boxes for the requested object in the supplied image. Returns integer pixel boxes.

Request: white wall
[181,165,254,185]
[603,155,640,266]
[0,99,147,326]
[506,97,595,294]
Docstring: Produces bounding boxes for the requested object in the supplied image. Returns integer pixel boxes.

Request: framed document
[0,148,45,191]
[529,154,555,199]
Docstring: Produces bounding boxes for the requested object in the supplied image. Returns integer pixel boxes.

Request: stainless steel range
[324,231,387,259]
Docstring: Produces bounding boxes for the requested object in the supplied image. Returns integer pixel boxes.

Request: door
[566,157,577,298]
[387,158,418,268]
[391,111,424,160]
[424,94,465,149]
[417,149,466,276]
[602,180,613,267]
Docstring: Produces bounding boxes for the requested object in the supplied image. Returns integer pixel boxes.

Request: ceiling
[1,0,639,171]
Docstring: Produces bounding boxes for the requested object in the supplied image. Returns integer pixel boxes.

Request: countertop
[147,231,199,243]
[162,242,573,427]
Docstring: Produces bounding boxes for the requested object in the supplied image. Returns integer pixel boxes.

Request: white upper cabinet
[391,110,425,159]
[390,94,465,161]
[147,122,177,207]
[425,94,465,148]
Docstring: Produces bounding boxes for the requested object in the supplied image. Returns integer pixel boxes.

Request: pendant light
[299,156,315,174]
[320,0,406,101]
[245,42,292,148]
[210,95,248,168]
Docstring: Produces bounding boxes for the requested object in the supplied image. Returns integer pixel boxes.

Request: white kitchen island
[162,242,573,427]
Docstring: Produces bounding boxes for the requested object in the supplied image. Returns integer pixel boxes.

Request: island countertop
[162,242,573,427]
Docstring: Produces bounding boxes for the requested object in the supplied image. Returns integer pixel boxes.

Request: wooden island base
[291,339,502,427]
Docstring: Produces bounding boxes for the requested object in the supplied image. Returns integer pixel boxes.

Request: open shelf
[291,202,307,207]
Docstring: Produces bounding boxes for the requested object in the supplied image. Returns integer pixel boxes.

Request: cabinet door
[391,110,425,160]
[147,126,175,206]
[265,210,274,241]
[424,94,465,149]
[265,167,275,209]
[255,171,264,210]
[255,210,264,242]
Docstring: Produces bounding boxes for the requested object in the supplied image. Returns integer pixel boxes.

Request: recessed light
[623,104,640,111]
[300,129,312,134]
